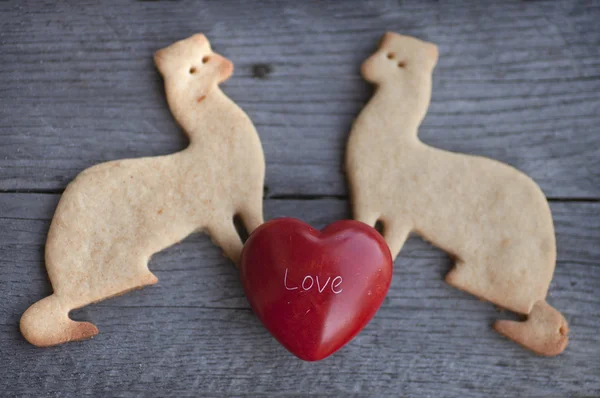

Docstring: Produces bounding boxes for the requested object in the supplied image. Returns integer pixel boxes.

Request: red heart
[240,218,393,361]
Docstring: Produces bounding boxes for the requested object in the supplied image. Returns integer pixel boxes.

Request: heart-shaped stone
[240,218,393,361]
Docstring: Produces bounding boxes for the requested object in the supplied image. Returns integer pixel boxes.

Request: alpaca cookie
[20,34,265,347]
[345,32,568,356]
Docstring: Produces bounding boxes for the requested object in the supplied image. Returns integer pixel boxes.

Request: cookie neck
[370,78,432,139]
[167,85,229,140]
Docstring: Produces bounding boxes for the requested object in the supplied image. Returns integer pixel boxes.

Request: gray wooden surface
[1,0,599,396]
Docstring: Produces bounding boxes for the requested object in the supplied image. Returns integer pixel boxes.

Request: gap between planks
[1,189,598,203]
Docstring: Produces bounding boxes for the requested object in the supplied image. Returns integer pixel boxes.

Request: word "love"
[284,268,343,294]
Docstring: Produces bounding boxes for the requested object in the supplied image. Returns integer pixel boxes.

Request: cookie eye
[189,67,197,74]
[397,61,406,68]
[386,52,395,60]
[202,56,210,64]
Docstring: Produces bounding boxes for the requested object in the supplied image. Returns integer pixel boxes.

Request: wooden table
[1,1,599,396]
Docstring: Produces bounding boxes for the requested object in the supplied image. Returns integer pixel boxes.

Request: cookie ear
[191,33,209,47]
[424,42,439,69]
[380,31,398,49]
[154,49,168,76]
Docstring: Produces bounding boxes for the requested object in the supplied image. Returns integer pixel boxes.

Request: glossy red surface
[240,218,393,361]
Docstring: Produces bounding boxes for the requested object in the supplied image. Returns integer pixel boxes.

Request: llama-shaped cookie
[20,34,265,347]
[346,32,568,356]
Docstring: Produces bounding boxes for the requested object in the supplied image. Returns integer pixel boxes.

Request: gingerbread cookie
[345,32,568,356]
[20,34,265,347]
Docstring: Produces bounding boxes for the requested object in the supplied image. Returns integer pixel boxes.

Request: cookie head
[361,32,438,84]
[154,34,234,87]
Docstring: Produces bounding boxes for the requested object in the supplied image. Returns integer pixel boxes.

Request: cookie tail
[493,300,568,356]
[20,294,99,347]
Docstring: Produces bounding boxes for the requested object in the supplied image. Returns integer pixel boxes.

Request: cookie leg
[446,264,569,356]
[209,220,244,266]
[444,259,503,299]
[444,260,472,290]
[237,202,264,234]
[352,204,379,228]
[20,294,99,347]
[21,260,159,348]
[380,219,411,260]
[494,300,569,356]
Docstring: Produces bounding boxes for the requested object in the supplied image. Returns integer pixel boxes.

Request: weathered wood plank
[1,193,598,396]
[1,0,599,197]
[1,0,599,396]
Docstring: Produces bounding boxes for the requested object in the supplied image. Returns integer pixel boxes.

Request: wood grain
[1,0,599,396]
[1,0,599,197]
[1,194,598,396]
